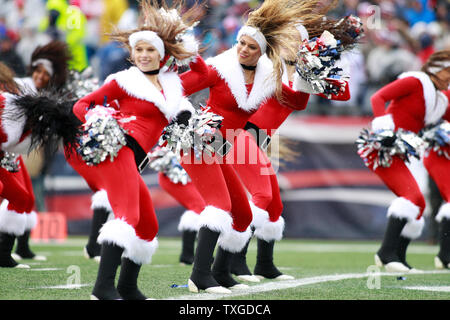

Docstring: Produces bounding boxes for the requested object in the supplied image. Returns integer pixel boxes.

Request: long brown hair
[30,41,71,89]
[0,62,19,94]
[243,0,337,100]
[109,0,204,63]
[422,49,450,76]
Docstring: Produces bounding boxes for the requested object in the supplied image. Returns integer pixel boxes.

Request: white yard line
[165,270,450,300]
[403,286,450,293]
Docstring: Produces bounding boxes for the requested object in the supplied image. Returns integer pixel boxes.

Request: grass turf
[0,236,449,300]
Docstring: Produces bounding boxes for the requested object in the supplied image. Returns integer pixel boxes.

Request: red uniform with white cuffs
[231,78,350,241]
[179,47,309,251]
[65,61,204,265]
[368,72,449,238]
[0,94,37,237]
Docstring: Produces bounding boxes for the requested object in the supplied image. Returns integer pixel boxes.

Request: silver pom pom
[0,152,20,172]
[356,128,423,170]
[65,67,100,99]
[296,31,349,98]
[77,105,128,166]
[421,120,450,159]
[147,146,191,185]
[159,106,223,159]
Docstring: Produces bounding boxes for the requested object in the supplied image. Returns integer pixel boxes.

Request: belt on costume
[209,131,233,157]
[125,134,149,173]
[244,121,271,151]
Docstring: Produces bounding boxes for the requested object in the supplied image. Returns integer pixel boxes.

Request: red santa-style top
[180,47,309,135]
[73,66,197,152]
[371,72,449,133]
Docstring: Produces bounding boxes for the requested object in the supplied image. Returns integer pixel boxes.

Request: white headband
[428,61,450,74]
[237,25,267,54]
[129,31,165,60]
[295,23,309,41]
[32,58,53,76]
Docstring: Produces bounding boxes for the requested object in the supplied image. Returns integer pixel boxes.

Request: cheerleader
[230,21,354,281]
[177,0,329,293]
[11,41,71,262]
[65,0,206,299]
[360,50,450,272]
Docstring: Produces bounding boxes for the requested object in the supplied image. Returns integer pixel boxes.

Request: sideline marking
[403,286,450,293]
[165,270,450,300]
[30,284,91,290]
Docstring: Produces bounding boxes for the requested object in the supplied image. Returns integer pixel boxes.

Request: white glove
[371,114,395,131]
[293,73,323,94]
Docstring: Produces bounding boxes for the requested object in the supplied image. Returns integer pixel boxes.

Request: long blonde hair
[244,0,337,100]
[109,0,203,63]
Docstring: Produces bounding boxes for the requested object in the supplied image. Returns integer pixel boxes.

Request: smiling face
[236,35,262,67]
[132,40,161,72]
[32,64,51,90]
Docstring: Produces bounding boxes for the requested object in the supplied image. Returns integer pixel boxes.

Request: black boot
[117,258,147,300]
[397,236,413,269]
[179,230,197,265]
[91,243,124,300]
[254,238,292,279]
[212,246,247,289]
[377,216,408,264]
[85,208,110,259]
[14,230,45,260]
[436,218,450,268]
[0,232,27,268]
[188,227,230,293]
[230,237,252,276]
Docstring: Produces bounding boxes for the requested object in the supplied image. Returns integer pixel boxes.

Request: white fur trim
[97,218,157,264]
[253,217,285,242]
[387,197,421,221]
[398,72,448,125]
[237,25,267,54]
[206,47,276,112]
[401,216,425,239]
[177,210,201,232]
[198,205,233,234]
[124,237,158,265]
[371,114,395,131]
[24,211,37,231]
[0,200,26,236]
[3,135,32,155]
[249,201,269,230]
[91,190,113,212]
[1,93,27,151]
[218,226,252,253]
[129,31,165,59]
[105,67,188,121]
[436,203,450,223]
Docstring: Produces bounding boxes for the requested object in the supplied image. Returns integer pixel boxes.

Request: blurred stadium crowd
[0,0,449,115]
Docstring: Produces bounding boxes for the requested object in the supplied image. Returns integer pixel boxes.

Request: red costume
[0,94,36,238]
[65,61,205,265]
[179,47,309,252]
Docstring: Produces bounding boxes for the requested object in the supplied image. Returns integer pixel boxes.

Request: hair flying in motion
[109,0,204,65]
[242,0,335,99]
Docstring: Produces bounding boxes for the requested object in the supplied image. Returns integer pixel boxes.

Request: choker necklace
[241,64,256,71]
[285,60,296,66]
[143,69,160,75]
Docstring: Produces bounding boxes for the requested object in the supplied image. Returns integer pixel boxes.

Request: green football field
[1,236,449,301]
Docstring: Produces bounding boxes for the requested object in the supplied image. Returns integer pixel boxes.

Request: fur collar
[1,93,27,150]
[399,71,448,125]
[105,66,186,121]
[206,47,277,112]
